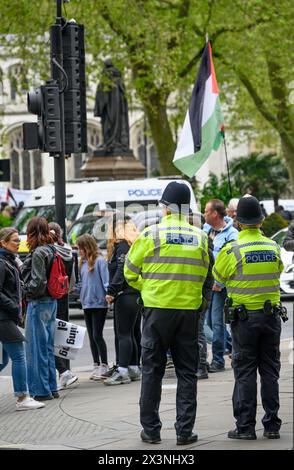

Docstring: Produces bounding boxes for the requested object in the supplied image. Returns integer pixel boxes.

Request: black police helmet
[159,181,191,214]
[236,195,264,225]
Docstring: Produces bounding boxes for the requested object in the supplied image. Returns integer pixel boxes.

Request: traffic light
[23,80,61,153]
[62,21,87,154]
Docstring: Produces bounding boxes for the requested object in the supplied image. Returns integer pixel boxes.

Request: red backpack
[47,246,69,299]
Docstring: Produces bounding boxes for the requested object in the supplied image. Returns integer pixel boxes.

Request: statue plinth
[80,151,146,180]
[93,147,134,157]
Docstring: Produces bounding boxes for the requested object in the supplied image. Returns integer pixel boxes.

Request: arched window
[6,125,42,189]
[87,123,101,153]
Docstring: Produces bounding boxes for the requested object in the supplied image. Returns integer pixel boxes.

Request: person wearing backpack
[76,234,109,380]
[49,222,78,390]
[21,217,60,401]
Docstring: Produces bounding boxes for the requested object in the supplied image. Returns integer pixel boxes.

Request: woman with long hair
[48,222,78,390]
[0,228,44,410]
[104,214,141,385]
[76,234,109,380]
[21,217,59,401]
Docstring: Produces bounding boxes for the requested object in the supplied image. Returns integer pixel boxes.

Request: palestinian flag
[173,42,224,177]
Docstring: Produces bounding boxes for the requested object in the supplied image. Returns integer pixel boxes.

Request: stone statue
[94,59,130,154]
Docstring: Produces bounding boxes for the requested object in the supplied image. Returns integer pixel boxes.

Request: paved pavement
[0,339,292,451]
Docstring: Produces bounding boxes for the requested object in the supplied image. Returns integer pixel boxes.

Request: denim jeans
[25,298,57,397]
[208,289,227,367]
[198,309,207,367]
[0,341,29,397]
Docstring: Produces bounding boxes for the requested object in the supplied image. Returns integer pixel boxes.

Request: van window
[106,200,159,213]
[84,203,100,214]
[13,204,80,234]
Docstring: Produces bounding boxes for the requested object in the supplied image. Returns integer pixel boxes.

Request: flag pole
[223,133,232,199]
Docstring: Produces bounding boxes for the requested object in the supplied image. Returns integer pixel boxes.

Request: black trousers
[231,313,282,433]
[55,295,70,375]
[114,293,140,368]
[140,307,199,438]
[84,308,108,365]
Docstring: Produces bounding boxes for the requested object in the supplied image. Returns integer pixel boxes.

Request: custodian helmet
[159,181,191,214]
[236,195,264,225]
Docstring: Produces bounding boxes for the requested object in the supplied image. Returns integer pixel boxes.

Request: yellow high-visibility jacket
[124,213,209,310]
[213,228,284,310]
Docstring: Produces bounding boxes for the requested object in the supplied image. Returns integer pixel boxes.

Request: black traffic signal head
[23,81,61,153]
[27,88,42,115]
[61,22,87,154]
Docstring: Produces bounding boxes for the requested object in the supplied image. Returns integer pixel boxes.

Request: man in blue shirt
[203,199,239,372]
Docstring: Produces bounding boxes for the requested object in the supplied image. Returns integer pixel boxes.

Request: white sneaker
[89,366,100,380]
[90,364,109,381]
[58,370,78,390]
[16,397,45,411]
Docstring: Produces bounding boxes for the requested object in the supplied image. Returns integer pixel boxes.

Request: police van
[13,178,198,238]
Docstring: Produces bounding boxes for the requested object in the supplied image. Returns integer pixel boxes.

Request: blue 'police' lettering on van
[245,250,277,264]
[128,188,162,197]
[166,233,198,246]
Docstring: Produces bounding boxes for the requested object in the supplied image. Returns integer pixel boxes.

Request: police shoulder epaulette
[226,240,238,255]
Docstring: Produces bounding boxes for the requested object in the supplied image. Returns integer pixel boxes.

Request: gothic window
[33,151,42,188]
[10,149,20,188]
[22,150,31,189]
[87,124,101,153]
[6,126,42,189]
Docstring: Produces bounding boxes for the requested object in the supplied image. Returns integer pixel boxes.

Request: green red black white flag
[173,42,224,177]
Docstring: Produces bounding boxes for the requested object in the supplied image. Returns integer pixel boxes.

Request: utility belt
[224,298,288,324]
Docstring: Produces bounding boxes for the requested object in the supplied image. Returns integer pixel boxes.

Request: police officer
[213,195,284,440]
[124,181,209,445]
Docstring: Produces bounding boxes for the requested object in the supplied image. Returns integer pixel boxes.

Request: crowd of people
[0,183,287,444]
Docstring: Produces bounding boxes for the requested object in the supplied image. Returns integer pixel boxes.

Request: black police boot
[208,362,225,373]
[176,433,198,445]
[228,428,256,440]
[196,366,209,379]
[263,430,280,439]
[140,430,161,444]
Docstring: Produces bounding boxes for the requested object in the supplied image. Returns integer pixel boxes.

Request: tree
[230,153,290,208]
[199,172,239,212]
[0,1,293,184]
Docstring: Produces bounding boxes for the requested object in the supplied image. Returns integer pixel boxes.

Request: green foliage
[0,0,294,182]
[0,214,12,229]
[230,153,290,201]
[199,172,239,213]
[262,213,289,237]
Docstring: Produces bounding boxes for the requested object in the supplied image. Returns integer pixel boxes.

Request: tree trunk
[280,135,294,194]
[144,97,179,176]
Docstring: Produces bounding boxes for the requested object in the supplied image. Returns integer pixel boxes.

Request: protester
[226,198,239,229]
[104,213,141,385]
[48,222,78,390]
[187,209,214,379]
[260,203,268,218]
[276,205,292,222]
[0,228,45,410]
[125,182,209,445]
[203,199,238,372]
[21,217,59,401]
[283,219,294,251]
[76,234,109,380]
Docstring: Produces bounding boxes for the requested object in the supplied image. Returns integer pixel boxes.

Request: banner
[54,345,80,360]
[54,319,86,359]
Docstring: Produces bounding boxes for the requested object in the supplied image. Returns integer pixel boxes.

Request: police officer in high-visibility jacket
[213,195,285,440]
[124,181,209,446]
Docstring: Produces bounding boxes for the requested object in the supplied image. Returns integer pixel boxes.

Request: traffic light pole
[50,0,67,241]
